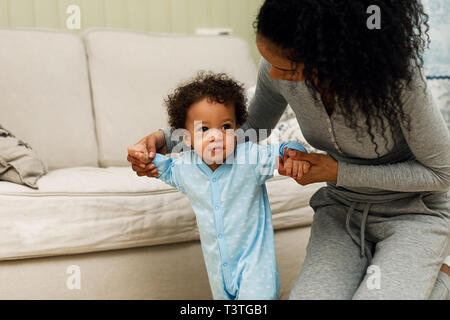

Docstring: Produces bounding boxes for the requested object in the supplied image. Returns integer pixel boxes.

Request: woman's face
[256,34,306,82]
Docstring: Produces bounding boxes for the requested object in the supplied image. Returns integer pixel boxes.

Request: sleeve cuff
[336,161,360,187]
[152,153,169,179]
[444,255,450,267]
[279,142,307,157]
[336,161,346,187]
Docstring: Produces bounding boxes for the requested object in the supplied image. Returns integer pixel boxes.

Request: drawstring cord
[345,202,372,264]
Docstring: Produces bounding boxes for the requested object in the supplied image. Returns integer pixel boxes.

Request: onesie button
[218,233,223,239]
[223,262,228,267]
[215,205,219,211]
[212,178,217,182]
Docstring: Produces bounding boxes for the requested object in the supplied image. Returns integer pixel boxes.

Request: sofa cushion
[83,29,257,167]
[0,124,47,189]
[0,29,98,170]
[0,166,322,261]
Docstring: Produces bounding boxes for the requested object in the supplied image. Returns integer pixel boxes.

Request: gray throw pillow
[0,125,47,189]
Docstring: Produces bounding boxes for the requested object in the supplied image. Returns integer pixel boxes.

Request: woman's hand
[278,149,338,185]
[127,130,167,177]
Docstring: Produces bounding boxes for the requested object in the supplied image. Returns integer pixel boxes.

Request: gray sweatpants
[289,186,450,300]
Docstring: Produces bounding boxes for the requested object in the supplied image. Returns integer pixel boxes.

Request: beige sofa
[0,28,324,299]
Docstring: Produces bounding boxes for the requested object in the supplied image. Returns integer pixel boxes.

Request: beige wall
[0,0,264,64]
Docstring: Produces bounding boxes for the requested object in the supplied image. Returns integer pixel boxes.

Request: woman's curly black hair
[255,0,430,156]
[165,72,248,131]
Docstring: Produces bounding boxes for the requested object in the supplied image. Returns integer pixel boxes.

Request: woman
[127,0,450,299]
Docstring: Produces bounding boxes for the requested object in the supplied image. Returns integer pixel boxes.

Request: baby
[147,72,309,300]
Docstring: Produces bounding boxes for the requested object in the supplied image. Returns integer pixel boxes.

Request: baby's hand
[278,148,311,181]
[283,158,311,181]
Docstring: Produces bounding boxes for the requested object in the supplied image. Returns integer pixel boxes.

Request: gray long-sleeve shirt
[163,58,450,195]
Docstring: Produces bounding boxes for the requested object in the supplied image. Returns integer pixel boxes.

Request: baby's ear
[182,131,191,147]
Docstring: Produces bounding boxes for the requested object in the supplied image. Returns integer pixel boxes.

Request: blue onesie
[152,141,306,299]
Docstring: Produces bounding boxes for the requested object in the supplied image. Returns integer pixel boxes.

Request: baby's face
[184,98,238,168]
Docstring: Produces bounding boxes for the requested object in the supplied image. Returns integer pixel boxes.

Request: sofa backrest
[83,29,257,167]
[0,28,99,170]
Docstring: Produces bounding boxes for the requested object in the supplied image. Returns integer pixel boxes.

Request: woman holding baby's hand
[128,0,450,300]
[278,150,338,186]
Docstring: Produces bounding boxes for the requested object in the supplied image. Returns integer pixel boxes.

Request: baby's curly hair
[165,72,248,131]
